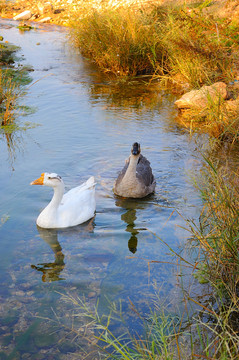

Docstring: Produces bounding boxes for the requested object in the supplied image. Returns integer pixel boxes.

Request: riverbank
[1,0,239,27]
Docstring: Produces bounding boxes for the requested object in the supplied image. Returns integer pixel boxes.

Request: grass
[70,2,239,85]
[188,156,239,294]
[184,154,239,358]
[70,8,165,77]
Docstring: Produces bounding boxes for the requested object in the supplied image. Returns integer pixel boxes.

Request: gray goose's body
[113,143,156,198]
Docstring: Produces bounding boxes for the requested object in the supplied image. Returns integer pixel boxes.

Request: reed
[70,8,166,77]
[70,1,239,86]
[189,157,239,294]
[184,154,239,358]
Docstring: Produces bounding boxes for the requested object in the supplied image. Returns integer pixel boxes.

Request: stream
[0,19,204,359]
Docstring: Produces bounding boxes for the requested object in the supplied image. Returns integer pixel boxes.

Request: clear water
[0,19,203,359]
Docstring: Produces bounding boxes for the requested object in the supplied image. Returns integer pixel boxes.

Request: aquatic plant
[0,41,32,126]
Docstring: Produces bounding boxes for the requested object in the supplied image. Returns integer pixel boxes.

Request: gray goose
[113,142,156,198]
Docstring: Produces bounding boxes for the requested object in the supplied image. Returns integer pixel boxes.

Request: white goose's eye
[48,175,61,181]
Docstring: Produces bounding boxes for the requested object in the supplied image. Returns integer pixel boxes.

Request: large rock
[13,10,32,21]
[175,82,227,109]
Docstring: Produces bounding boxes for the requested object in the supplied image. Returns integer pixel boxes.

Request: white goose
[30,173,96,229]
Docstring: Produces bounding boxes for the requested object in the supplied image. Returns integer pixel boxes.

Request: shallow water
[0,19,203,359]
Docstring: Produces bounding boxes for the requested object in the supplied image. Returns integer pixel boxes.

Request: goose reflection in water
[31,227,65,282]
[115,198,149,254]
[31,219,95,282]
[121,209,139,253]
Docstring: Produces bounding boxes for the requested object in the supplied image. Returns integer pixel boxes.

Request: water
[0,19,203,359]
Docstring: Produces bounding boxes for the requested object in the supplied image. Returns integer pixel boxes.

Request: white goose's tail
[85,176,96,190]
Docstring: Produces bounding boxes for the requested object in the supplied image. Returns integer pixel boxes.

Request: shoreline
[1,0,239,27]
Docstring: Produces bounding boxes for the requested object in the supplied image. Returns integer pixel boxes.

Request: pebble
[38,16,52,22]
[88,291,96,298]
[13,10,32,21]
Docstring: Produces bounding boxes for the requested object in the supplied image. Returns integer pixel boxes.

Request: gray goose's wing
[136,154,155,187]
[115,159,129,187]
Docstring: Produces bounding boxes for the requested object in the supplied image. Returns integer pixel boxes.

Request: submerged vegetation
[0,36,35,169]
[0,40,32,126]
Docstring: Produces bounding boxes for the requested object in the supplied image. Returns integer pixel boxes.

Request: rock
[175,82,227,109]
[37,2,53,15]
[88,291,97,298]
[53,9,65,14]
[38,17,52,23]
[13,10,32,21]
[225,97,239,113]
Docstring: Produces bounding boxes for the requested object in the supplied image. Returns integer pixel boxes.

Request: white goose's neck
[124,154,139,180]
[37,182,65,228]
[47,183,64,210]
[48,183,64,209]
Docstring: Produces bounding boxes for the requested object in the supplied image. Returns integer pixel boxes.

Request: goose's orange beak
[30,173,45,185]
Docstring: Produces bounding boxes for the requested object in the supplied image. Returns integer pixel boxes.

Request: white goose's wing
[58,176,96,227]
[62,176,96,205]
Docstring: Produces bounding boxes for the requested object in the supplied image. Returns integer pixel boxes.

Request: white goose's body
[31,173,96,229]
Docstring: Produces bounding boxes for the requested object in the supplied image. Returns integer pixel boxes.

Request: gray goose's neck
[123,154,139,181]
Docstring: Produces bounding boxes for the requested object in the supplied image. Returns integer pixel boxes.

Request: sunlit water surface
[0,19,203,359]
